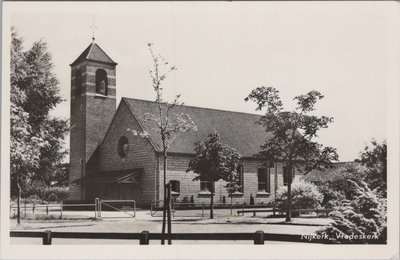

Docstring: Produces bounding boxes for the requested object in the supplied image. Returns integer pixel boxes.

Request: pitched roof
[123,98,272,157]
[70,42,117,66]
[301,161,364,182]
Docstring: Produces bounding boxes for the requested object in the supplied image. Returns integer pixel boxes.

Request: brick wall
[93,100,159,206]
[157,154,301,206]
[69,60,117,200]
[69,63,87,200]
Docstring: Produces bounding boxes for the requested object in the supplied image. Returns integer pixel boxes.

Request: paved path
[10,209,331,244]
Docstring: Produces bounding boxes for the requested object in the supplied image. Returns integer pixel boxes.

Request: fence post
[202,202,204,218]
[98,199,102,218]
[33,204,35,215]
[134,201,136,218]
[150,202,153,216]
[60,201,63,219]
[24,202,27,219]
[46,205,49,215]
[140,231,150,245]
[254,230,264,245]
[94,198,98,219]
[171,199,174,218]
[43,230,52,245]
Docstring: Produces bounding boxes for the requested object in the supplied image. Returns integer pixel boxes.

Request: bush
[23,185,69,203]
[22,195,42,204]
[317,183,346,208]
[46,193,59,202]
[275,180,323,216]
[50,186,69,202]
[317,180,387,244]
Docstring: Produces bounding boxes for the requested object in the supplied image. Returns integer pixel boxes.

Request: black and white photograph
[1,1,399,259]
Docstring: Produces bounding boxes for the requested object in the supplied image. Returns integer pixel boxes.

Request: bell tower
[69,42,117,200]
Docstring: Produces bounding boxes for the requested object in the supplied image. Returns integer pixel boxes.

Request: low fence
[237,208,334,217]
[10,202,98,219]
[150,201,245,218]
[10,230,335,245]
[10,198,136,220]
[98,200,136,218]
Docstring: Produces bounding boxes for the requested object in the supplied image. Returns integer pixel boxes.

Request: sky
[5,2,397,161]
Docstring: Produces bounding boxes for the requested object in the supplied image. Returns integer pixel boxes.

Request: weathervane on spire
[90,16,98,42]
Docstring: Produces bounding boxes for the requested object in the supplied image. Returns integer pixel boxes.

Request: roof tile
[71,42,117,66]
[124,98,272,157]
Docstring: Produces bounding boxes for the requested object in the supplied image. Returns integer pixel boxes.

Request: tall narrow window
[236,164,244,193]
[75,69,82,97]
[118,136,129,158]
[283,166,295,186]
[258,168,270,193]
[170,180,180,193]
[200,175,214,192]
[95,69,108,96]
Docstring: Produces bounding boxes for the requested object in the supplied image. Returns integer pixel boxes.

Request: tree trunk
[285,165,292,222]
[210,192,214,219]
[17,182,21,226]
[161,149,167,244]
[16,171,21,226]
[167,182,172,245]
[210,177,214,219]
[230,192,233,216]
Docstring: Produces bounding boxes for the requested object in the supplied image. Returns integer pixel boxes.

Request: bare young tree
[143,43,197,244]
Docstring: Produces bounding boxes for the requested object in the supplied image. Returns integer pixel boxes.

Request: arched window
[118,136,129,158]
[75,69,82,97]
[95,69,108,96]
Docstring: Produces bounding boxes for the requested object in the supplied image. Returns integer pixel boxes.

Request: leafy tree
[317,139,387,209]
[187,131,241,219]
[357,140,387,197]
[224,170,241,215]
[245,87,338,221]
[10,28,68,224]
[316,163,366,206]
[33,120,69,187]
[135,43,196,244]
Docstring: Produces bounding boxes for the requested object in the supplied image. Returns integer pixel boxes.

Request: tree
[10,28,68,224]
[139,43,197,244]
[32,119,69,187]
[357,140,387,197]
[245,87,338,222]
[187,131,241,219]
[224,167,241,215]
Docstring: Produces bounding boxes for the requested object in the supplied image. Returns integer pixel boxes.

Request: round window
[118,136,129,158]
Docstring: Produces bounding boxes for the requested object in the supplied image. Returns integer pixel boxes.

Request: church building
[68,41,302,207]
